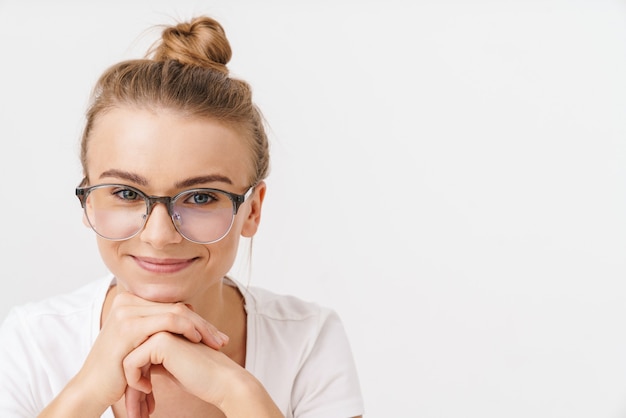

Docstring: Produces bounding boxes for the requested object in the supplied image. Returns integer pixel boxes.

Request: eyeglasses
[75,183,254,244]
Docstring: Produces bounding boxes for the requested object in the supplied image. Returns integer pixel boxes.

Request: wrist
[38,376,110,418]
[217,370,284,418]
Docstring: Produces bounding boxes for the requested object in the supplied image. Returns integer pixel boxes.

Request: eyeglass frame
[75,182,256,244]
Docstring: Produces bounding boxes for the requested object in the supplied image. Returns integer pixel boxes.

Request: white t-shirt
[0,275,364,418]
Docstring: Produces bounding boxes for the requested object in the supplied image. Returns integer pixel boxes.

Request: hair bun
[149,16,232,74]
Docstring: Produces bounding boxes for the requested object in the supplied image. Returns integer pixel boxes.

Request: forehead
[86,106,253,189]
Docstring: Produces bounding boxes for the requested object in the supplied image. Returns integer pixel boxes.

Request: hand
[124,365,155,418]
[71,292,228,415]
[123,332,236,406]
[122,332,284,418]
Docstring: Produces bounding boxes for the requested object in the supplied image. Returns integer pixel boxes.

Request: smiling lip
[132,256,197,274]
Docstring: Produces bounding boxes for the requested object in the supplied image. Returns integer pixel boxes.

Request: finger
[124,362,153,395]
[141,395,149,418]
[183,304,229,348]
[140,365,155,415]
[147,390,156,414]
[159,302,228,349]
[125,332,237,405]
[113,298,227,349]
[199,327,229,349]
[123,333,165,394]
[140,307,228,349]
[125,386,146,418]
[125,362,153,418]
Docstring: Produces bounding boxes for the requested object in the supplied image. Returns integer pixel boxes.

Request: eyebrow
[99,169,148,186]
[98,169,232,189]
[175,175,233,188]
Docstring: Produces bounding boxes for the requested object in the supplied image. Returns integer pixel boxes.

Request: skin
[38,106,362,418]
[38,106,282,418]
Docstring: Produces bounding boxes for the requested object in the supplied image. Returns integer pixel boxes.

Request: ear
[241,181,266,238]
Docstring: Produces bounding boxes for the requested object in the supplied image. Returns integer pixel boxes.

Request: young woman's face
[84,106,264,303]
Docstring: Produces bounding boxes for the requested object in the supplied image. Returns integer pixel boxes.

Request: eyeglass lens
[83,185,236,243]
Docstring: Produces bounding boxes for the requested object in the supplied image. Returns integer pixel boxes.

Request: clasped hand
[78,292,231,418]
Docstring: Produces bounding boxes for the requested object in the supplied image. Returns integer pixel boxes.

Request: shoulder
[4,275,112,322]
[0,276,113,415]
[231,278,349,353]
[0,275,112,348]
[234,280,343,339]
[241,283,329,321]
[229,280,364,416]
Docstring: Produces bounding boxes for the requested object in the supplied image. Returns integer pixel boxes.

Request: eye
[112,188,141,201]
[184,192,218,205]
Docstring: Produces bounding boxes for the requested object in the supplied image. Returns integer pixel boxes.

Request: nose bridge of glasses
[145,195,175,217]
[143,195,183,236]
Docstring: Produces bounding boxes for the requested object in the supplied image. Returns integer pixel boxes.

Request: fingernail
[218,331,229,344]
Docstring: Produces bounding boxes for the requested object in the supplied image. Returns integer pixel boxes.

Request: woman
[0,16,364,418]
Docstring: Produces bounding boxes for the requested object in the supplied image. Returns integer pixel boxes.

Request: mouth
[132,256,198,274]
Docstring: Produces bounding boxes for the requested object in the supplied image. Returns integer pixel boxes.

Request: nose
[139,202,183,248]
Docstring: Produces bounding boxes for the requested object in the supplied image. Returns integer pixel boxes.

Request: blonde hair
[80,16,270,186]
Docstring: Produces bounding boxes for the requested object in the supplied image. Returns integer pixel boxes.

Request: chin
[123,280,190,303]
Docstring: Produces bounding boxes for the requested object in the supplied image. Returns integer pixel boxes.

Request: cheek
[95,238,125,274]
[202,233,242,276]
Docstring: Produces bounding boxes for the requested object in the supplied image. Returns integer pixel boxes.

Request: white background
[1,0,626,416]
